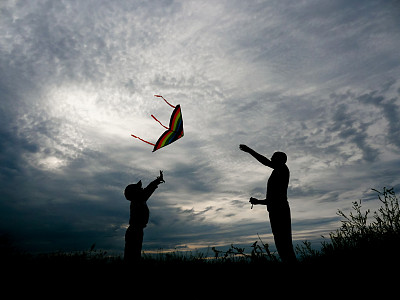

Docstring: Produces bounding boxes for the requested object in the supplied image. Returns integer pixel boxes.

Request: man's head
[271,151,287,165]
[124,180,143,201]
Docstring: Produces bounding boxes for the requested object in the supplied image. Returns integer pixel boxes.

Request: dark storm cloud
[0,147,132,252]
[357,90,400,149]
[226,0,400,90]
[271,84,400,165]
[328,102,379,162]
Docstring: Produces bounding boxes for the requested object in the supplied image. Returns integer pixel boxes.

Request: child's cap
[124,180,142,200]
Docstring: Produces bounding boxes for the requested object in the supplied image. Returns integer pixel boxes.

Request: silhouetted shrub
[297,187,400,265]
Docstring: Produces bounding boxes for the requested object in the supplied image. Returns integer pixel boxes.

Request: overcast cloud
[1,0,400,254]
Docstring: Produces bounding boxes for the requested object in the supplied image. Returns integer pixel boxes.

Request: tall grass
[297,187,400,264]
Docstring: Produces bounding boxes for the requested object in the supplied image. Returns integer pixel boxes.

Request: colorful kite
[131,95,184,152]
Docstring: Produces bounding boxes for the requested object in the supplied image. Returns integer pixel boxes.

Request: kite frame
[131,95,184,152]
[152,104,184,152]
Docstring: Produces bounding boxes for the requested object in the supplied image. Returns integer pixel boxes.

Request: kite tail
[154,95,176,109]
[131,134,155,146]
[151,115,169,130]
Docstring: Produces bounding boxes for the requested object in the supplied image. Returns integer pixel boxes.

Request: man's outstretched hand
[249,197,259,209]
[239,144,251,153]
[249,197,258,205]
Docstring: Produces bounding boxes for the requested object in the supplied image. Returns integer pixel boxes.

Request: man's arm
[250,197,267,205]
[239,144,273,168]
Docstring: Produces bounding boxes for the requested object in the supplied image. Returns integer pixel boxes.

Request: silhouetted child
[239,144,297,263]
[124,171,165,262]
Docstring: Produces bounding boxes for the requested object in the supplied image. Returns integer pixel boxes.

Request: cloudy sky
[1,0,400,255]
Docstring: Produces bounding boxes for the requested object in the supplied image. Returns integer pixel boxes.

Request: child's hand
[157,170,165,183]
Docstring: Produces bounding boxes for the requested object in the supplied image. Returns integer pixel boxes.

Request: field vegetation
[2,187,399,276]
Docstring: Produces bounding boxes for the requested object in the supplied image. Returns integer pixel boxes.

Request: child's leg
[124,227,144,262]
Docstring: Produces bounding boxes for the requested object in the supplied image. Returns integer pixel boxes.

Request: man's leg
[269,204,297,263]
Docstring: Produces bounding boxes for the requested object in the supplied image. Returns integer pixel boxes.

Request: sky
[1,0,400,255]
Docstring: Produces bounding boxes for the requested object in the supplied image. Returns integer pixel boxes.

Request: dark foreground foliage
[2,187,399,288]
[296,187,400,266]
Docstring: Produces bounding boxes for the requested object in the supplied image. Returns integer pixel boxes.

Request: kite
[131,95,184,152]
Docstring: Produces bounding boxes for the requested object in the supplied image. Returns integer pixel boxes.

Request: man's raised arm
[239,144,273,168]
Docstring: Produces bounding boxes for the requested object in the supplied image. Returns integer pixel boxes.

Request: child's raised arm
[143,171,165,201]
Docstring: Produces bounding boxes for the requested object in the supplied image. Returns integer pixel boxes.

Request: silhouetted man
[239,145,296,263]
[124,171,165,262]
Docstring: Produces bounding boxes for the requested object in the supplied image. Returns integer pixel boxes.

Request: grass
[2,187,400,278]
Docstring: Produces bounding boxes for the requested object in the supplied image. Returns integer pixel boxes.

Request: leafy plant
[297,187,400,264]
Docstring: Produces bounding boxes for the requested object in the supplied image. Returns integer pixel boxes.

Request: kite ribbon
[131,134,155,146]
[154,95,176,109]
[151,115,169,130]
